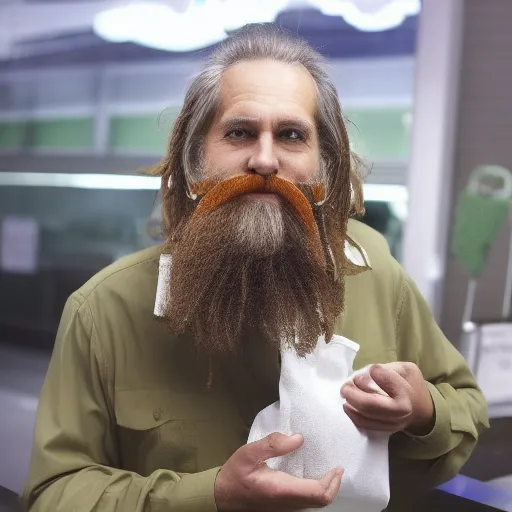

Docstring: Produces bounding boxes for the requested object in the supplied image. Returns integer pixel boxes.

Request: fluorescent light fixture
[93,1,227,52]
[220,0,289,32]
[310,0,420,31]
[93,0,287,52]
[0,172,161,190]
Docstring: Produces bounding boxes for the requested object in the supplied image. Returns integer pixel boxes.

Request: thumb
[353,368,388,396]
[244,432,304,463]
[369,364,408,399]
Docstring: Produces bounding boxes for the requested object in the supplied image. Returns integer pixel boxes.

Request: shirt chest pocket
[114,389,211,476]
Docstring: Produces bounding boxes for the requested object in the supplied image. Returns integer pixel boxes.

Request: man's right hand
[214,432,344,511]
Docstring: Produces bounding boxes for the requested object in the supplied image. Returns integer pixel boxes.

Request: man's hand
[341,362,435,435]
[214,432,344,511]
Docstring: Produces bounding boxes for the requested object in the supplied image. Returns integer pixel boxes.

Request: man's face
[204,59,321,191]
[162,60,343,359]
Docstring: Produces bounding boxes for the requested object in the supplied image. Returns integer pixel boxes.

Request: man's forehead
[216,60,318,121]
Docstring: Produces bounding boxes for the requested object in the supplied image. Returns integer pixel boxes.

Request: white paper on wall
[0,216,40,274]
[476,323,512,405]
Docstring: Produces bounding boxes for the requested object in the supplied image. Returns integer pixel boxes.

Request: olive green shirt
[22,220,489,511]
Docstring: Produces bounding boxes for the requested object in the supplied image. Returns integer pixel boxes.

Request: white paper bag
[248,335,390,512]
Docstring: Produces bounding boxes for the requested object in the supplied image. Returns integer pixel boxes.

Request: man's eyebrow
[219,116,315,137]
[219,116,259,132]
[275,118,315,137]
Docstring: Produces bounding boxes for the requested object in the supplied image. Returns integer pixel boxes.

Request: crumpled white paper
[248,335,391,512]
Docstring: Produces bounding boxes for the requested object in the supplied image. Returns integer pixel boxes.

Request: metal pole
[460,278,479,372]
[462,277,478,326]
[502,217,512,320]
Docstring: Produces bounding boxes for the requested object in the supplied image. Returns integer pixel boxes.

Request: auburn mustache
[189,174,327,266]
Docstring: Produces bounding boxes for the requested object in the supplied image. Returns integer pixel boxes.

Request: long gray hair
[153,23,364,274]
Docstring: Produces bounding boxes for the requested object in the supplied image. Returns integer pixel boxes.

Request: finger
[342,382,408,421]
[380,361,419,381]
[351,368,388,396]
[243,432,304,465]
[369,364,411,399]
[324,468,344,500]
[318,467,344,490]
[344,403,403,432]
[266,468,343,508]
[343,402,398,427]
[342,378,386,398]
[307,469,344,509]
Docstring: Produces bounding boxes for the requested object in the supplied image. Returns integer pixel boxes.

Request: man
[23,23,488,511]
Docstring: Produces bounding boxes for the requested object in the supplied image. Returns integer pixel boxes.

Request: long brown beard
[161,175,344,359]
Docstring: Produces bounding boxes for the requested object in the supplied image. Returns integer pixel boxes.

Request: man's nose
[247,133,278,176]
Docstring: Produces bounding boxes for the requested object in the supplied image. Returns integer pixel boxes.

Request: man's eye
[226,129,248,139]
[280,129,304,142]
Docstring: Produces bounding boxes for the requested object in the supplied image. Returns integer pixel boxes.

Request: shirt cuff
[391,382,461,460]
[164,467,222,512]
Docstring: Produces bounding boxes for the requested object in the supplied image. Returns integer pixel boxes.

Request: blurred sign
[0,216,39,274]
[476,323,512,405]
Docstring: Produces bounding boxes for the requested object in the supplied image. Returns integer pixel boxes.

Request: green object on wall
[451,192,510,276]
[451,165,512,277]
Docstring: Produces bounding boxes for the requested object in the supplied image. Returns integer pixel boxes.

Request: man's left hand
[340,362,435,435]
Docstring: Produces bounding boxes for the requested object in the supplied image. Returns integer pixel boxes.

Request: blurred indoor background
[0,0,511,509]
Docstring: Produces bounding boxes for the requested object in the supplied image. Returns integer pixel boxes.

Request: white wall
[401,0,464,316]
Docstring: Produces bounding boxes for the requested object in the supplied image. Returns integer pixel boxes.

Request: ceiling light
[93,0,289,52]
[93,1,227,52]
[220,0,289,32]
[310,0,421,32]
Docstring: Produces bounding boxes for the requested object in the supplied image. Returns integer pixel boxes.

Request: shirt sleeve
[389,273,489,488]
[21,294,221,512]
